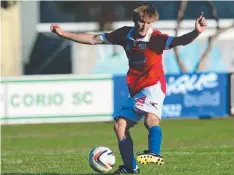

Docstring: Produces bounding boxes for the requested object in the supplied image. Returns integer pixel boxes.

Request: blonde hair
[132,3,159,22]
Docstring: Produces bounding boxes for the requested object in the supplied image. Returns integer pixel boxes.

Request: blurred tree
[174,0,234,72]
[1,0,18,9]
[54,1,139,30]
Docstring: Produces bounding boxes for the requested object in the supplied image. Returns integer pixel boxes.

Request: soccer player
[50,3,207,174]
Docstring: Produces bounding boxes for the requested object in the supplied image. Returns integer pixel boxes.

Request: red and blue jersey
[100,26,174,97]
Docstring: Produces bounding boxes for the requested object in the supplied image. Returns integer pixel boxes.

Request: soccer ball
[89,146,116,173]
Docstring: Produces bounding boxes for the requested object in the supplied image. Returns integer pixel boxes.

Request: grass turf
[1,117,234,175]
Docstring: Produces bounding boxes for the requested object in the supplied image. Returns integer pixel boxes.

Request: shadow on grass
[1,173,113,175]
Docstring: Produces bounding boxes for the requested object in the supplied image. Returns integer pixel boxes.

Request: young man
[51,3,207,174]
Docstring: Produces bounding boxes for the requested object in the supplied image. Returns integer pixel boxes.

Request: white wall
[20,1,39,64]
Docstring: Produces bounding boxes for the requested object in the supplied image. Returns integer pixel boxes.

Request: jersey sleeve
[164,35,174,50]
[99,27,126,46]
[149,30,174,53]
[158,32,175,50]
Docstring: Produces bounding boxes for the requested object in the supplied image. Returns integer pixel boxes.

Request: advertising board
[1,75,113,124]
[113,72,229,118]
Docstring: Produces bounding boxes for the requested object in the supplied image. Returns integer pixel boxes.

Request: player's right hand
[50,24,64,37]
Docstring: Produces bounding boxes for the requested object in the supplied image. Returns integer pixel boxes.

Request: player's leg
[113,97,143,174]
[133,83,165,165]
[113,118,139,173]
[145,113,162,155]
[113,117,140,174]
[136,112,164,165]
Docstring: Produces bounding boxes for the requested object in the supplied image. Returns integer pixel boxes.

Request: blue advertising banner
[230,73,234,115]
[163,72,229,118]
[113,75,129,116]
[113,72,229,118]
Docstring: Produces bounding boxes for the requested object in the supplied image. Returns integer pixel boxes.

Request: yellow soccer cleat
[136,150,164,165]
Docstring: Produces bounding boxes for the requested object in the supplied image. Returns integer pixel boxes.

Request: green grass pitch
[1,117,234,175]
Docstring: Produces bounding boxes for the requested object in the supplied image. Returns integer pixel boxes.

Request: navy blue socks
[119,137,137,170]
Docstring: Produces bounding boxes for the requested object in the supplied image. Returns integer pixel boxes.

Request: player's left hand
[195,12,207,33]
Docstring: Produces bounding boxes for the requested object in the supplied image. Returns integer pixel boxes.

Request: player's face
[134,17,153,37]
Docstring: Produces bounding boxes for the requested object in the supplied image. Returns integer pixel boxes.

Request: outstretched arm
[50,24,103,45]
[169,12,207,48]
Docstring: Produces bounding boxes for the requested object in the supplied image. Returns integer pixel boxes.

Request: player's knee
[144,113,160,129]
[114,118,127,133]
